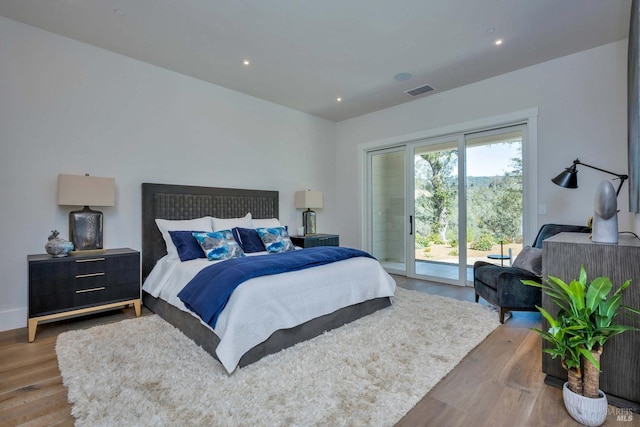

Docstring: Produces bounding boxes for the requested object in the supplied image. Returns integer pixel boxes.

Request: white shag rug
[56,288,499,427]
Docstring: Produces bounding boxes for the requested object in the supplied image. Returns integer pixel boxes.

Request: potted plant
[523,266,640,426]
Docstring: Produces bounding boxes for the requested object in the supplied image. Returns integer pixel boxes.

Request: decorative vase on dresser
[542,232,640,410]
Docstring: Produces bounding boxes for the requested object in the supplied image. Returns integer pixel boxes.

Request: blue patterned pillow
[255,227,295,253]
[232,227,266,253]
[169,230,208,262]
[192,230,245,261]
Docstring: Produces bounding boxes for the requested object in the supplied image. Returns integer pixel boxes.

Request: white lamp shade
[57,174,116,207]
[295,190,323,209]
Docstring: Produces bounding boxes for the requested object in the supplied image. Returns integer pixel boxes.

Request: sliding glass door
[411,137,462,283]
[366,123,527,286]
[465,127,524,271]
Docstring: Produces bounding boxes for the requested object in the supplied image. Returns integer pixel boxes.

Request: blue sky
[466,143,520,177]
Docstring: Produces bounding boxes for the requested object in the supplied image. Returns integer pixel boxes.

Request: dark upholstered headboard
[141,183,279,280]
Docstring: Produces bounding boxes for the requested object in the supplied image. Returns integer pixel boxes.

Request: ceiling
[0,0,632,122]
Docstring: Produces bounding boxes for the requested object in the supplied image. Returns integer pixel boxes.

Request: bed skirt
[142,291,392,370]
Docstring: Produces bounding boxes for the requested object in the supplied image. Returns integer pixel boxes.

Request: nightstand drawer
[29,258,105,279]
[310,236,339,246]
[290,234,339,248]
[29,268,138,297]
[29,282,139,316]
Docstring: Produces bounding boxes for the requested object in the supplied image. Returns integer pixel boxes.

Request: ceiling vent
[405,84,434,97]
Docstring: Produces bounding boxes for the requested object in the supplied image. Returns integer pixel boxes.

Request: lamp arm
[574,159,629,196]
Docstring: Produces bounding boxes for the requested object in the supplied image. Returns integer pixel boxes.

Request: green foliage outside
[469,234,494,251]
[414,143,523,251]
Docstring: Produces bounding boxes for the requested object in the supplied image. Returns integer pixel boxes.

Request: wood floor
[1,277,638,426]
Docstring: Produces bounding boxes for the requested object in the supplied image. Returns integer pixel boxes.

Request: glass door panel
[369,148,406,274]
[465,128,524,272]
[412,140,460,283]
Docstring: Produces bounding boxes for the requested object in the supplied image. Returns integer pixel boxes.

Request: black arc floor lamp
[551,158,629,196]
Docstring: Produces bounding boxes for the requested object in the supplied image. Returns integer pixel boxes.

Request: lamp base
[302,209,317,235]
[591,180,618,244]
[69,206,104,251]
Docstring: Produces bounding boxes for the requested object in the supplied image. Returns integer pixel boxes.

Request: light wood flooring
[1,276,638,426]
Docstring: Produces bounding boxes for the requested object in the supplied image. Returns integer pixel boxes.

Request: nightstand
[27,248,141,342]
[289,234,339,248]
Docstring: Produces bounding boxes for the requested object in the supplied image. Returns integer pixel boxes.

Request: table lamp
[295,190,322,235]
[551,158,628,196]
[551,159,628,243]
[57,173,115,251]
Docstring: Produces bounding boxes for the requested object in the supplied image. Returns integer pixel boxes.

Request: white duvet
[142,251,396,373]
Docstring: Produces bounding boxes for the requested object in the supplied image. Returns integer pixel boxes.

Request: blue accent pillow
[169,230,207,262]
[255,227,295,253]
[192,230,245,261]
[232,227,266,253]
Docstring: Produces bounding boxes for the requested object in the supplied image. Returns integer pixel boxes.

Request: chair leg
[475,292,480,303]
[499,308,506,324]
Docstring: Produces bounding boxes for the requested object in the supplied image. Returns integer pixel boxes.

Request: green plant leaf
[622,304,640,316]
[536,306,559,329]
[586,277,612,312]
[613,279,632,297]
[598,295,622,327]
[568,279,585,313]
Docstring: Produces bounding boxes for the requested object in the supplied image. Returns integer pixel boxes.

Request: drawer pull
[76,272,106,278]
[76,258,105,263]
[75,286,106,294]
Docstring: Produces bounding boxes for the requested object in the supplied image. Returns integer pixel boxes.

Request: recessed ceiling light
[495,39,504,46]
[394,72,412,82]
[113,9,125,16]
[243,59,250,66]
[336,97,342,102]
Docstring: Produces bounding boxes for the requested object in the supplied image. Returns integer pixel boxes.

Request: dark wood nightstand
[27,248,141,342]
[289,234,339,248]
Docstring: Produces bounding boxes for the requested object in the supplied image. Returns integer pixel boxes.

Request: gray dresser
[542,232,640,409]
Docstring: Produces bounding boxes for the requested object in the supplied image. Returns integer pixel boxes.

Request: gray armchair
[473,224,591,323]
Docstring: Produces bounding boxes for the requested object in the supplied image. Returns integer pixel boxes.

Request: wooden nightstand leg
[28,318,38,342]
[133,299,141,317]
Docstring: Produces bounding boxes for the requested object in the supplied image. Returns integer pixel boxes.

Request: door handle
[409,215,413,235]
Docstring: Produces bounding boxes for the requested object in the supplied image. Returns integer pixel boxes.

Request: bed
[141,183,395,373]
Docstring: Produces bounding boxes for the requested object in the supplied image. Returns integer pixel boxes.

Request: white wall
[335,40,630,249]
[1,16,633,332]
[0,17,337,331]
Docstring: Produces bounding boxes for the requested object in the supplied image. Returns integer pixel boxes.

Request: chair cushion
[473,262,504,291]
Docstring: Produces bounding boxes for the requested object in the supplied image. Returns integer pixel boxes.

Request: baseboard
[0,307,27,332]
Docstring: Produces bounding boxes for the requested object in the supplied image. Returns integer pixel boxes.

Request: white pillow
[212,213,252,231]
[155,217,213,259]
[252,218,282,229]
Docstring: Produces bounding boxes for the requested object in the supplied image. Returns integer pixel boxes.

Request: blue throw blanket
[177,246,374,328]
